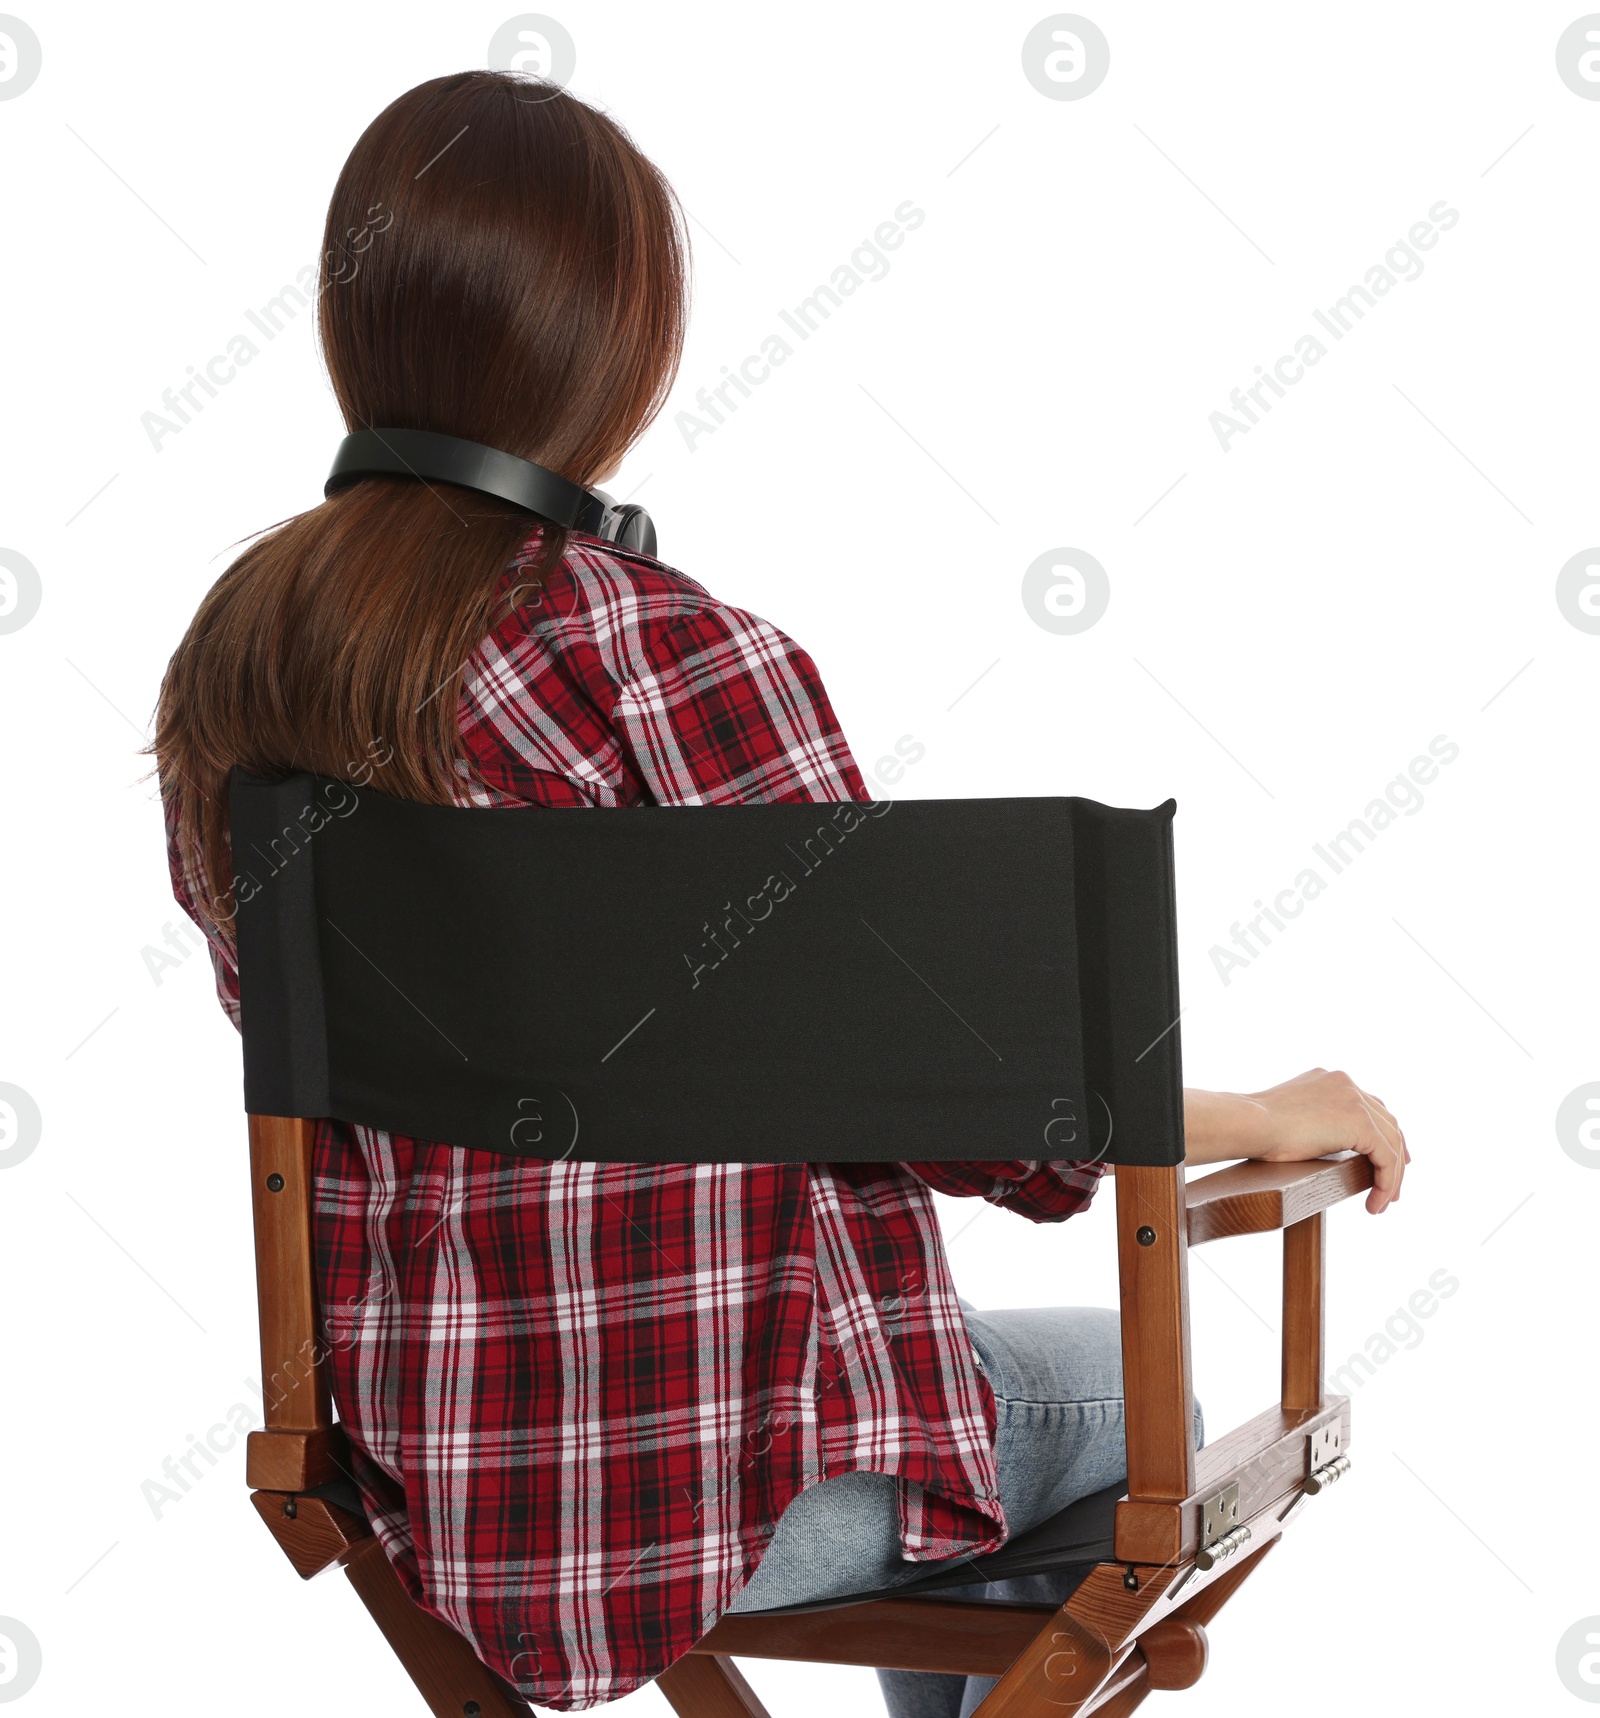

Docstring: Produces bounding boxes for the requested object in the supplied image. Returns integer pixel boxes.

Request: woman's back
[166,521,1106,1706]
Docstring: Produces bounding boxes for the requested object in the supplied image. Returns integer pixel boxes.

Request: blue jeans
[725,1302,1203,1718]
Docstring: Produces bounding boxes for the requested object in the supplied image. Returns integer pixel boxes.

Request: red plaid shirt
[170,528,1106,1708]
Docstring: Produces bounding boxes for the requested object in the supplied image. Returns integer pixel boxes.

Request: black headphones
[325,428,658,557]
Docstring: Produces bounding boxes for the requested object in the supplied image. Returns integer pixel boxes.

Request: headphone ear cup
[607,504,657,558]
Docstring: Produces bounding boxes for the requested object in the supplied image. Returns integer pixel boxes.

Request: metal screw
[464,1704,481,1716]
[1136,1225,1156,1246]
[1122,1564,1139,1591]
[266,1173,285,1192]
[283,1498,297,1519]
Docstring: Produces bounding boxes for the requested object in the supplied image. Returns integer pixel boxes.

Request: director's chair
[228,773,1372,1717]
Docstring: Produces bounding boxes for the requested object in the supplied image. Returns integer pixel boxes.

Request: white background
[2,2,1596,1714]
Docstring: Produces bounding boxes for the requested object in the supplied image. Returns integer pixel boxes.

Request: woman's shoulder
[462,525,866,807]
[514,527,716,624]
[494,527,786,674]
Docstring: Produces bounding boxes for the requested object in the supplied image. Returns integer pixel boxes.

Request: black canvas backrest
[229,772,1184,1166]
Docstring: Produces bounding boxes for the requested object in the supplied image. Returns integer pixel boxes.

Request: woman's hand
[1182,1070,1409,1214]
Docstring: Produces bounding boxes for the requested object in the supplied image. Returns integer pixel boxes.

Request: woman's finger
[1348,1091,1403,1208]
[1361,1110,1405,1210]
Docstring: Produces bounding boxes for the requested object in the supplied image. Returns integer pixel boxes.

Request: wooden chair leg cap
[1140,1618,1209,1691]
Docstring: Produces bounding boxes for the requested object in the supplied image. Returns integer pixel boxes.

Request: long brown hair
[154,71,687,925]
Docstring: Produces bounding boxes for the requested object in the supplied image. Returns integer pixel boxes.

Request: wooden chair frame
[245,1113,1371,1717]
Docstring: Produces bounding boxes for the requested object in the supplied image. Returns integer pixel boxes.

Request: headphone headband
[325,428,656,555]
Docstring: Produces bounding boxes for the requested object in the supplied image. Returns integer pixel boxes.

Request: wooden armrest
[1185,1152,1373,1247]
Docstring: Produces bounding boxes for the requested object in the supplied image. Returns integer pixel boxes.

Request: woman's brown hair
[154,70,687,925]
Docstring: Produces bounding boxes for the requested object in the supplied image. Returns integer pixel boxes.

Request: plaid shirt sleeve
[162,777,241,1027]
[899,1157,1108,1220]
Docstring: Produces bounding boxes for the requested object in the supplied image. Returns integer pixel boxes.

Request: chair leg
[966,1560,1171,1716]
[1165,1533,1276,1629]
[1081,1649,1150,1718]
[339,1536,529,1717]
[655,1654,772,1718]
[972,1530,1280,1716]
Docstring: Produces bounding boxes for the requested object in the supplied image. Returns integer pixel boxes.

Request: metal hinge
[1201,1480,1239,1543]
[1196,1480,1251,1570]
[1305,1423,1352,1494]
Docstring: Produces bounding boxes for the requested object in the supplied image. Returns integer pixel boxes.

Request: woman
[154,71,1407,1715]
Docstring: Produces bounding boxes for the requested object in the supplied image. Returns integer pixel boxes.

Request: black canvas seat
[737,1479,1120,1616]
[303,1469,1116,1622]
